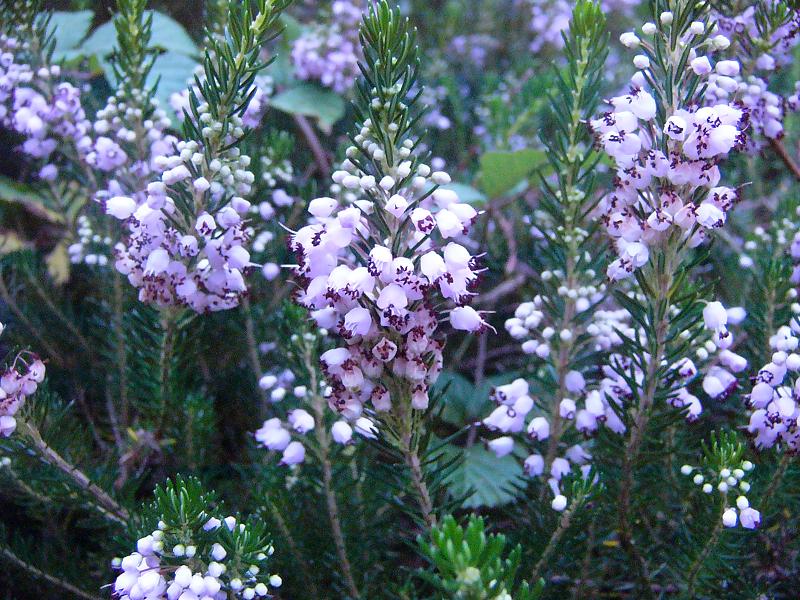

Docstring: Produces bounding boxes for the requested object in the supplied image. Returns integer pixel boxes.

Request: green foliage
[440,444,525,509]
[270,83,346,132]
[180,0,289,145]
[2,0,800,598]
[418,515,543,600]
[81,11,198,60]
[134,476,280,591]
[352,1,421,169]
[477,149,547,198]
[48,11,93,62]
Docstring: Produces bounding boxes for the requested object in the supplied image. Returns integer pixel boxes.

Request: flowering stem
[404,439,436,529]
[156,310,177,435]
[573,518,596,599]
[320,446,361,599]
[531,489,584,584]
[18,421,129,526]
[686,500,726,596]
[394,399,436,528]
[539,34,594,490]
[618,261,675,596]
[541,255,577,495]
[112,271,129,445]
[0,546,103,600]
[304,343,361,599]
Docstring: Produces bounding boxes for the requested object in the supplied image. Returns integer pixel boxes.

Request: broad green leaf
[0,175,63,224]
[148,11,198,56]
[434,370,517,427]
[270,83,345,132]
[441,183,486,205]
[49,10,94,62]
[146,52,199,123]
[477,148,547,198]
[442,444,525,509]
[279,14,304,43]
[80,11,197,60]
[267,52,297,88]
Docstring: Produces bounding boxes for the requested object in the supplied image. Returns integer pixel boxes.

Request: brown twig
[770,138,800,181]
[0,546,103,600]
[241,296,270,413]
[294,114,331,177]
[19,421,129,525]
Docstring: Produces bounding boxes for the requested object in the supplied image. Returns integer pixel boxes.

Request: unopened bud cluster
[112,515,281,600]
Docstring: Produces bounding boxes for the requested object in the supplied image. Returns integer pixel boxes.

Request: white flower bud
[551,495,568,511]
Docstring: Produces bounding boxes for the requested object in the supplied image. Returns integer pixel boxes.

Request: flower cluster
[170,74,274,131]
[0,324,45,437]
[67,214,113,267]
[597,300,747,424]
[680,460,760,529]
[504,266,606,359]
[704,2,800,151]
[292,156,489,418]
[107,133,256,311]
[0,34,92,176]
[482,377,597,511]
[112,511,281,600]
[592,18,749,280]
[715,2,800,70]
[101,0,287,312]
[291,1,362,94]
[518,0,635,53]
[291,3,491,424]
[746,319,800,451]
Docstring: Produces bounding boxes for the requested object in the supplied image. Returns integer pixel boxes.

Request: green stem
[531,491,584,584]
[264,494,321,597]
[156,310,177,435]
[686,501,726,596]
[112,269,130,437]
[761,453,793,510]
[304,343,361,599]
[618,262,675,598]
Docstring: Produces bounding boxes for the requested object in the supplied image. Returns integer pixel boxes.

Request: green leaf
[49,11,94,62]
[477,148,548,198]
[279,14,304,43]
[146,52,199,123]
[80,11,197,60]
[434,371,516,427]
[442,183,486,205]
[270,83,346,133]
[148,11,198,56]
[442,444,525,509]
[0,175,63,224]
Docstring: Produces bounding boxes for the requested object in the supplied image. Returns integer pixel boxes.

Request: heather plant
[2,0,800,599]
